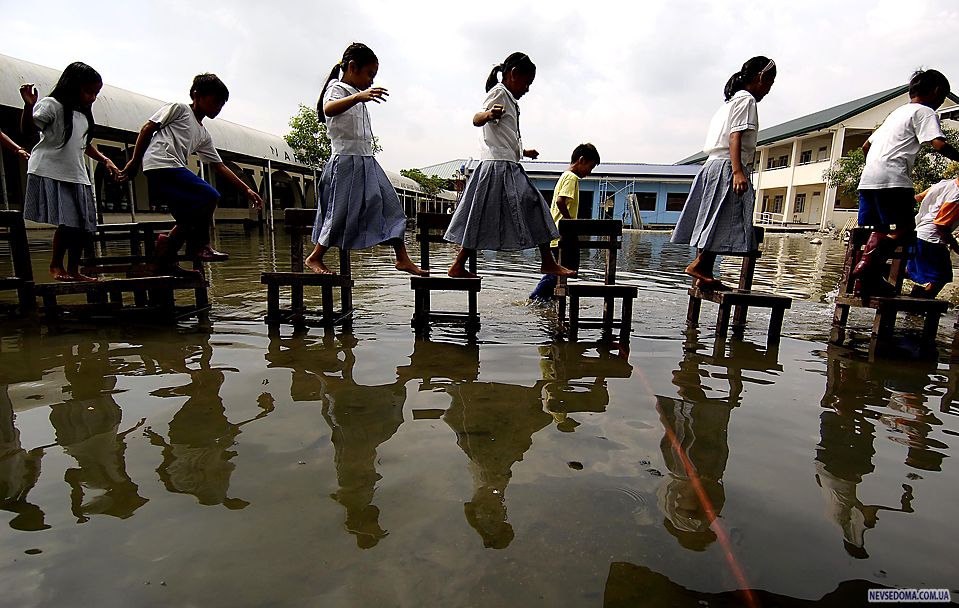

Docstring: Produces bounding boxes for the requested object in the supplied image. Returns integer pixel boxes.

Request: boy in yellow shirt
[529,143,600,302]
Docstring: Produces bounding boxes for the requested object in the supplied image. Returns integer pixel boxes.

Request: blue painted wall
[528,176,691,226]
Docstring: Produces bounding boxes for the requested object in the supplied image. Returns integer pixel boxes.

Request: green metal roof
[676,86,959,165]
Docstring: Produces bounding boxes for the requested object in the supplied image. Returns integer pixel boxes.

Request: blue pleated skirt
[444,160,558,251]
[23,174,97,233]
[670,158,757,254]
[312,155,407,249]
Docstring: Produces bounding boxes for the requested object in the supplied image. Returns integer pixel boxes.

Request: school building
[0,53,449,227]
[678,86,959,231]
[419,159,700,228]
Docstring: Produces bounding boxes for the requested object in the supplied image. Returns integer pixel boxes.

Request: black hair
[723,56,776,101]
[485,52,536,93]
[49,61,101,149]
[317,42,378,123]
[571,142,600,165]
[190,73,230,102]
[909,69,950,99]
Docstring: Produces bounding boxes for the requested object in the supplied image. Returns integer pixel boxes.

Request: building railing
[755,212,785,225]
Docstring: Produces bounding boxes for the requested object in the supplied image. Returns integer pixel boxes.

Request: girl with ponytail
[305,43,425,276]
[671,56,776,290]
[444,52,575,279]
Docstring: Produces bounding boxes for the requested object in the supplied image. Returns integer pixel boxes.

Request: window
[666,192,687,212]
[799,150,812,164]
[795,193,806,214]
[817,146,828,162]
[813,191,821,197]
[762,196,770,212]
[631,192,657,211]
[777,155,789,168]
[772,195,784,214]
[540,190,553,204]
[766,157,775,170]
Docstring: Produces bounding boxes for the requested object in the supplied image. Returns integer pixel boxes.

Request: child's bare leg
[305,243,333,274]
[448,248,478,278]
[49,226,71,280]
[392,240,428,276]
[684,250,727,289]
[538,244,576,277]
[66,228,97,282]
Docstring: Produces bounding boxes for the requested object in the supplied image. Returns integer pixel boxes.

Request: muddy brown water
[0,228,957,607]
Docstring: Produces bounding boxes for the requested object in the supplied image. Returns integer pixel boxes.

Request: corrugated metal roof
[0,53,307,167]
[676,86,959,165]
[419,159,469,180]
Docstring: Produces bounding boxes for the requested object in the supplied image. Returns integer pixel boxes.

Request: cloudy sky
[2,0,957,171]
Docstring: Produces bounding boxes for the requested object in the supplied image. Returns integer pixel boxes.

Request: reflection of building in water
[538,343,633,432]
[655,338,780,550]
[0,386,46,531]
[267,332,405,548]
[147,335,269,510]
[52,341,148,522]
[815,350,930,558]
[443,381,552,549]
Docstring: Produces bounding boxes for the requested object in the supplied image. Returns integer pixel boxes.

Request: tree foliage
[824,125,959,197]
[400,168,450,200]
[284,104,382,170]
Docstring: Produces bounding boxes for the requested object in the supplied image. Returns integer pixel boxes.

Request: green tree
[824,125,959,196]
[284,104,383,170]
[400,168,450,200]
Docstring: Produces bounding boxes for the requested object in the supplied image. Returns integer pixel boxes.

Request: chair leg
[768,307,785,347]
[686,296,701,327]
[732,304,749,336]
[569,294,580,341]
[830,304,849,345]
[266,283,280,321]
[716,303,732,340]
[321,285,334,327]
[619,296,634,351]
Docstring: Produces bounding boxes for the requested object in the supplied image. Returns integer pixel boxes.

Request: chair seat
[35,275,204,296]
[410,275,482,291]
[835,294,950,313]
[688,287,792,308]
[566,282,637,297]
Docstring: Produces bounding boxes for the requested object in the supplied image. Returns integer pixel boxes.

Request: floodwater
[1,228,958,607]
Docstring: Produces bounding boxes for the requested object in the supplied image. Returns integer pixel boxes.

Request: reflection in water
[0,386,46,531]
[147,333,267,510]
[53,341,148,522]
[814,348,944,558]
[539,343,633,432]
[267,332,405,548]
[656,333,781,550]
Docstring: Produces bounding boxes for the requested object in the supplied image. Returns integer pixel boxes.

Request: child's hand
[524,149,539,160]
[20,84,38,106]
[103,159,121,181]
[357,87,389,104]
[732,169,749,195]
[489,104,505,121]
[246,188,264,210]
[118,161,137,182]
[16,148,30,161]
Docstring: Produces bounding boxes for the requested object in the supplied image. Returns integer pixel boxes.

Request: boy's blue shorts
[857,188,916,232]
[907,239,953,286]
[145,167,220,224]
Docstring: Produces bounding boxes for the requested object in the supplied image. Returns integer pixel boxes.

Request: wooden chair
[685,227,792,347]
[830,227,948,360]
[409,212,481,335]
[554,219,637,347]
[0,211,35,315]
[260,208,353,328]
[34,220,211,322]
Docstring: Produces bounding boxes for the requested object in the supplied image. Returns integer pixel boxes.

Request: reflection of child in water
[0,388,47,531]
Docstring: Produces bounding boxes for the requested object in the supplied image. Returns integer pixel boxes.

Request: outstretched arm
[473,104,504,127]
[211,162,263,209]
[324,87,389,118]
[86,144,120,180]
[0,130,29,160]
[120,121,160,180]
[931,137,959,163]
[19,84,39,143]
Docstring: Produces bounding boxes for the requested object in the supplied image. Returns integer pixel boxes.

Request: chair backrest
[836,227,908,296]
[282,208,350,276]
[416,212,474,273]
[557,219,623,284]
[0,211,33,282]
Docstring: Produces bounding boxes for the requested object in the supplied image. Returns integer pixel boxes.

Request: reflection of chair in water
[50,341,149,522]
[443,381,552,549]
[266,332,405,548]
[815,348,938,558]
[538,342,633,432]
[146,335,271,510]
[0,386,47,531]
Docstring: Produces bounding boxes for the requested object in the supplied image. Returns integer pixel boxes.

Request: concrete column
[781,139,801,223]
[821,126,846,230]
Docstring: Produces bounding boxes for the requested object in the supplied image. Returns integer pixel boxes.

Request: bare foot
[395,260,429,276]
[448,265,478,279]
[696,278,730,292]
[305,256,334,275]
[70,272,99,283]
[684,262,714,283]
[540,261,577,277]
[151,263,202,279]
[50,267,72,281]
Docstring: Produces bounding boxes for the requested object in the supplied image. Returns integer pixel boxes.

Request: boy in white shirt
[907,179,959,298]
[852,69,959,296]
[121,74,262,275]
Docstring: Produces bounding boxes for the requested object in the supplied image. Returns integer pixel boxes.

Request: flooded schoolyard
[1,227,957,606]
